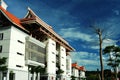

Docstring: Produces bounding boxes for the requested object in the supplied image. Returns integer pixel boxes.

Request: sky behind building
[4,0,120,71]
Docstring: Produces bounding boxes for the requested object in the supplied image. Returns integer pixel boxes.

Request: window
[61,49,64,51]
[52,43,55,46]
[17,40,24,44]
[16,65,23,68]
[52,61,55,63]
[52,52,55,54]
[0,45,2,53]
[0,33,3,40]
[17,52,23,55]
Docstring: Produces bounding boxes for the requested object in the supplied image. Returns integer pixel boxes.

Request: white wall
[8,26,28,71]
[59,46,66,76]
[0,27,11,58]
[80,71,86,78]
[0,27,11,74]
[46,38,56,74]
[0,26,28,80]
[66,55,72,77]
[0,25,72,80]
[72,68,79,77]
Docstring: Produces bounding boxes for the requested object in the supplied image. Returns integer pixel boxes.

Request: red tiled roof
[72,63,79,69]
[72,63,86,71]
[79,66,86,71]
[72,63,77,67]
[0,6,28,32]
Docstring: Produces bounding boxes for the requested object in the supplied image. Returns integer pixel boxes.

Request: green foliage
[0,57,7,65]
[103,45,120,68]
[0,57,7,72]
[86,70,112,80]
[35,66,46,74]
[86,71,99,80]
[71,76,76,80]
[117,72,120,78]
[0,66,7,71]
[103,45,115,54]
[56,68,64,74]
[103,45,120,80]
[80,78,86,80]
[28,65,46,74]
[87,75,99,80]
[56,64,64,75]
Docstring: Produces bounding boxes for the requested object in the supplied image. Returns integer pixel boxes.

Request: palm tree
[103,45,120,80]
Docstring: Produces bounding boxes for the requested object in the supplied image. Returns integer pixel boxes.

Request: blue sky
[4,0,120,71]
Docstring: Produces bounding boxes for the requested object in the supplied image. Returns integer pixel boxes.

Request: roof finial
[0,0,8,10]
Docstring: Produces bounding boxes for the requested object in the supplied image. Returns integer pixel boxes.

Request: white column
[46,38,56,74]
[33,72,36,80]
[38,73,40,80]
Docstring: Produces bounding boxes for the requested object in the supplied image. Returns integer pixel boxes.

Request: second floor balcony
[25,36,46,65]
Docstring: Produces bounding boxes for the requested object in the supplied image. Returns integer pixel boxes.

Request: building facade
[0,0,74,80]
[72,63,86,80]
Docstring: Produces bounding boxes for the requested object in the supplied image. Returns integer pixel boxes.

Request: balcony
[26,36,46,48]
[26,60,45,67]
[25,36,46,65]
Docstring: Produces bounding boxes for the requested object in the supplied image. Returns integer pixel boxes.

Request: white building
[0,0,74,80]
[72,63,86,80]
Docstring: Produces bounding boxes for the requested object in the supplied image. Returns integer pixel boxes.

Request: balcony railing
[26,60,45,67]
[26,36,46,48]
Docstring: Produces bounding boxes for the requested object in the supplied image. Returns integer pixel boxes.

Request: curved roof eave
[0,6,29,33]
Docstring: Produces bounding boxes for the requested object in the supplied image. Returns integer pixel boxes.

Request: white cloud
[113,9,120,16]
[59,27,117,50]
[59,28,94,42]
[90,39,116,50]
[71,52,100,70]
[71,51,109,71]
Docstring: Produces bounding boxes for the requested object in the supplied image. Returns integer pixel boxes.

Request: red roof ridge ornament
[0,0,8,10]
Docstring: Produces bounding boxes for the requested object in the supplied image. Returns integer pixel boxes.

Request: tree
[56,66,64,80]
[0,57,7,72]
[90,25,104,80]
[28,65,35,80]
[28,65,46,80]
[71,76,76,80]
[35,66,46,80]
[0,57,7,80]
[103,45,120,80]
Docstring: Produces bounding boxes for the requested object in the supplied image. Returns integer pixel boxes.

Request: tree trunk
[97,69,101,80]
[114,67,118,80]
[98,29,104,80]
